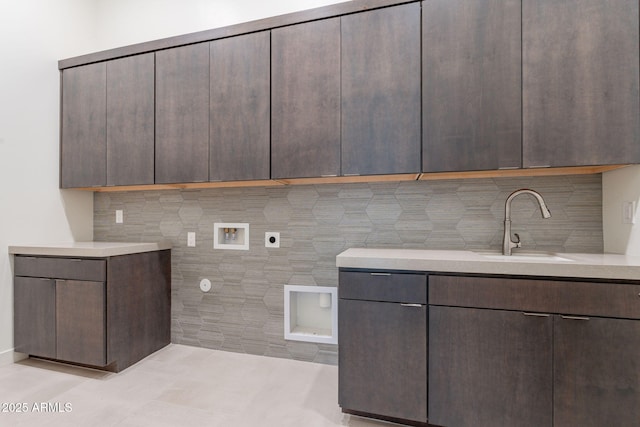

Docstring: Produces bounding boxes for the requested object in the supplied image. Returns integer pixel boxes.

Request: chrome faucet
[503,189,551,255]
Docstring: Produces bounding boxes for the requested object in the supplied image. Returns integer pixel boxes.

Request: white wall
[92,0,351,51]
[0,0,97,363]
[0,0,350,364]
[603,165,640,255]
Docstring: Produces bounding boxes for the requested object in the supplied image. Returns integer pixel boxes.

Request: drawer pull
[561,315,590,321]
[400,303,423,308]
[523,312,551,317]
[370,273,391,277]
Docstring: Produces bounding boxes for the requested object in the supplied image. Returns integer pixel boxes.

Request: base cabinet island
[336,248,640,427]
[10,242,171,372]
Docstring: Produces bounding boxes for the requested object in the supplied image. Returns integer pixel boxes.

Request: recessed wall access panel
[213,223,249,250]
[284,285,338,344]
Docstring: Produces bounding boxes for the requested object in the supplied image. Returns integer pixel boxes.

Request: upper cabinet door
[106,53,155,186]
[61,62,106,188]
[423,0,521,172]
[523,0,640,167]
[156,43,210,184]
[341,3,421,176]
[271,18,341,179]
[210,32,270,182]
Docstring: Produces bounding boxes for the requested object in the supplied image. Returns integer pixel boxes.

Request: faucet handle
[513,233,521,247]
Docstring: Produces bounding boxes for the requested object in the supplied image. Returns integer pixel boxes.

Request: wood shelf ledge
[418,164,627,181]
[68,165,629,192]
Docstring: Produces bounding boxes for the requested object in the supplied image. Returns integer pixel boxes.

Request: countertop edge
[336,249,640,281]
[8,242,172,258]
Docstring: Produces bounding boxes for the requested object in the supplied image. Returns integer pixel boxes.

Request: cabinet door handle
[400,303,423,308]
[370,273,391,276]
[523,312,551,317]
[561,315,590,321]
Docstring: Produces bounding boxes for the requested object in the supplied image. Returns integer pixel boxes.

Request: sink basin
[476,252,575,263]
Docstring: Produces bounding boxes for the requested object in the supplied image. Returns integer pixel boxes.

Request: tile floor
[0,344,390,427]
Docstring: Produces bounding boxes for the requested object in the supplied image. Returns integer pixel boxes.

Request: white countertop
[336,248,640,281]
[9,241,171,258]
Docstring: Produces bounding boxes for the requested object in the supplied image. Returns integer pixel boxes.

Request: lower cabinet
[429,306,553,427]
[338,270,427,424]
[55,279,106,367]
[13,250,171,372]
[554,316,640,427]
[429,274,640,427]
[13,277,56,359]
[337,271,640,427]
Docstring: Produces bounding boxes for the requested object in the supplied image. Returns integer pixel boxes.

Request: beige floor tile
[118,400,229,427]
[0,344,389,427]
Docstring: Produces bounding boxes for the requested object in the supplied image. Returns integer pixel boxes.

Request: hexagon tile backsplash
[94,174,603,365]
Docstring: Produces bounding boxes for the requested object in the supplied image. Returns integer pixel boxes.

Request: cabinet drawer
[339,270,426,304]
[429,275,640,320]
[15,256,106,282]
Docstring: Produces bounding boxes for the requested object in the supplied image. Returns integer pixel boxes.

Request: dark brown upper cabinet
[523,0,640,167]
[156,43,210,184]
[210,32,270,182]
[106,53,155,186]
[423,0,522,172]
[271,18,341,179]
[341,3,421,176]
[61,62,107,188]
[59,0,640,190]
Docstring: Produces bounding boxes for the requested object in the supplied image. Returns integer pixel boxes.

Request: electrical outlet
[187,232,196,247]
[265,232,280,248]
[115,210,123,224]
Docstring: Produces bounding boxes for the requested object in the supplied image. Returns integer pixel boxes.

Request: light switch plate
[623,201,636,224]
[115,210,123,224]
[187,232,196,247]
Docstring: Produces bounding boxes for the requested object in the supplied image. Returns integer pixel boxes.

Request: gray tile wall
[94,174,603,365]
